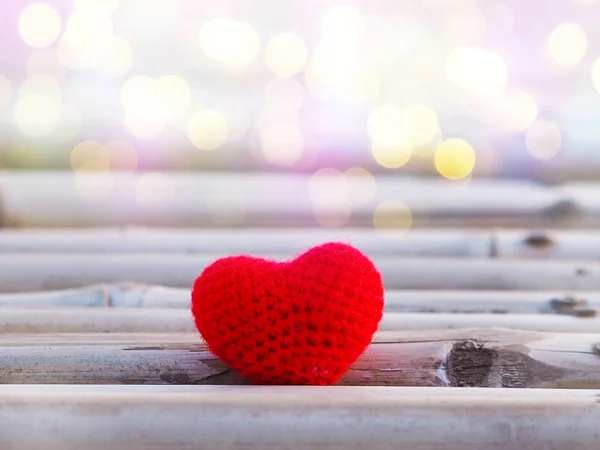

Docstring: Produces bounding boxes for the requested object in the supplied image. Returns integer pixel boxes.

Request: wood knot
[523,233,554,249]
[447,340,497,387]
[548,296,597,318]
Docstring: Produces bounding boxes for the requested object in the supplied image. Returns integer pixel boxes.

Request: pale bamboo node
[0,385,599,450]
[2,328,599,389]
[1,253,600,292]
[2,283,599,317]
[0,170,591,228]
[4,227,600,261]
[3,307,600,333]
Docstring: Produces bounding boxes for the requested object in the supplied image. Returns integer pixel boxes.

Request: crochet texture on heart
[191,242,384,385]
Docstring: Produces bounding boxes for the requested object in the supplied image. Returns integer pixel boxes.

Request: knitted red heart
[191,242,384,385]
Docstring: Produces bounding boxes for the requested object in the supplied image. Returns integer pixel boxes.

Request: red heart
[191,242,384,385]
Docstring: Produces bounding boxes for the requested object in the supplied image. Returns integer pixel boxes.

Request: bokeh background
[1,0,600,183]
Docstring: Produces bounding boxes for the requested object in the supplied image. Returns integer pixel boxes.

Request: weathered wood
[1,329,599,389]
[2,283,599,317]
[0,385,599,450]
[0,171,587,228]
[0,254,600,292]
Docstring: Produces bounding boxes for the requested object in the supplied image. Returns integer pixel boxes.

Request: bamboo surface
[0,171,593,228]
[0,254,600,292]
[1,329,599,388]
[1,385,599,450]
[3,227,600,261]
[2,283,600,315]
[3,307,600,333]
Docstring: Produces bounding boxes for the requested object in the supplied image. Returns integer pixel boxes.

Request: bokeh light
[344,167,377,206]
[265,33,308,78]
[321,5,365,43]
[367,104,409,147]
[121,75,190,139]
[57,8,114,70]
[19,3,62,49]
[188,109,229,151]
[70,140,110,172]
[548,22,588,66]
[158,76,191,117]
[404,105,440,147]
[525,120,563,161]
[434,138,476,180]
[135,172,175,211]
[373,200,413,235]
[304,41,379,106]
[106,140,138,172]
[446,46,507,94]
[0,1,598,179]
[309,168,352,228]
[371,143,413,169]
[494,90,539,131]
[199,18,260,67]
[308,168,347,203]
[96,37,133,78]
[14,75,63,137]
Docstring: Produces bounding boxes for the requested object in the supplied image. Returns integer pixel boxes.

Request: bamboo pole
[1,329,599,388]
[2,307,600,333]
[0,171,588,228]
[5,227,600,261]
[0,284,110,307]
[0,227,494,257]
[2,283,599,317]
[493,229,600,260]
[0,254,599,292]
[0,385,599,450]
